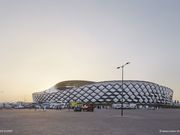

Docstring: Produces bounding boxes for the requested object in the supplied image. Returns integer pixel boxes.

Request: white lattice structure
[32,80,173,105]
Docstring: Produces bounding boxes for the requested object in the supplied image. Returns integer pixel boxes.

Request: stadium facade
[32,80,173,106]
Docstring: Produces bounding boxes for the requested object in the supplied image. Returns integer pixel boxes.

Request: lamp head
[126,62,130,65]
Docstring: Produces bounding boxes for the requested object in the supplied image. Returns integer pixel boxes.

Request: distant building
[32,80,173,106]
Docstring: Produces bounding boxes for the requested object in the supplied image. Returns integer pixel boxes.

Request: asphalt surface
[0,109,180,135]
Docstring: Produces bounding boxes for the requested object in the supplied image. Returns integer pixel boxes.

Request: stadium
[32,80,173,107]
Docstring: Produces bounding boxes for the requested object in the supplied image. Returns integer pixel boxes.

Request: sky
[0,0,180,102]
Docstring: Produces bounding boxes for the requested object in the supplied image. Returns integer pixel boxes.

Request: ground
[0,109,180,135]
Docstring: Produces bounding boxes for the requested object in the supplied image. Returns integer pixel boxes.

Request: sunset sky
[0,0,180,102]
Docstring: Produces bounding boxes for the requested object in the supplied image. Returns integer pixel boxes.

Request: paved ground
[0,109,180,135]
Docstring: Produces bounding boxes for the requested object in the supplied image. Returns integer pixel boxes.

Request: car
[74,106,82,112]
[82,104,94,112]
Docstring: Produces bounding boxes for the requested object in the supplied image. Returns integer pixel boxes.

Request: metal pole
[117,62,130,117]
[121,66,124,116]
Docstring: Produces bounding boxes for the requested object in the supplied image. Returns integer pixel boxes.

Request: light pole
[117,62,130,116]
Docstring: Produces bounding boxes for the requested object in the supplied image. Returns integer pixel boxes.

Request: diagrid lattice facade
[32,80,173,105]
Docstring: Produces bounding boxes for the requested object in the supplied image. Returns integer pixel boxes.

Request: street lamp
[117,62,130,116]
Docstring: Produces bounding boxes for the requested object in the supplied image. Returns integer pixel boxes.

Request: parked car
[82,104,94,112]
[14,105,25,109]
[74,106,82,112]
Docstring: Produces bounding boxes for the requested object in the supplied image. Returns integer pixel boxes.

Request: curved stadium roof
[54,80,95,90]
